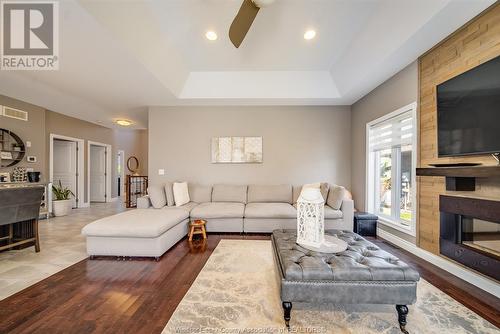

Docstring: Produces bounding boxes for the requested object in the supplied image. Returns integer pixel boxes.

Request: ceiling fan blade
[229,0,260,48]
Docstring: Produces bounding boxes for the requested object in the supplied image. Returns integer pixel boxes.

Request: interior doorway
[117,150,125,198]
[89,144,107,202]
[49,134,85,211]
[87,141,112,205]
[53,139,78,208]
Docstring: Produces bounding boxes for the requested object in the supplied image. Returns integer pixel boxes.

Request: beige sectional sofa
[138,183,354,232]
[82,183,354,258]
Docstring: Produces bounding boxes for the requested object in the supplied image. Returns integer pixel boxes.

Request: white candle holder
[296,188,348,253]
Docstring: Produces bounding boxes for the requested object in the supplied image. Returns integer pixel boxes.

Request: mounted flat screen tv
[437,55,500,157]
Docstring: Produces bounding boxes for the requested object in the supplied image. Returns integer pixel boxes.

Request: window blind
[368,110,413,152]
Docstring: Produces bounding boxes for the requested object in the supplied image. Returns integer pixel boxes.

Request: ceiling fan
[229,0,275,48]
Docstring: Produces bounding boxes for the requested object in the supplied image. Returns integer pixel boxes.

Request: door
[53,139,78,208]
[90,145,106,202]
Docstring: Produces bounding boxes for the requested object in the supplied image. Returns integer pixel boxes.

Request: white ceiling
[0,0,495,129]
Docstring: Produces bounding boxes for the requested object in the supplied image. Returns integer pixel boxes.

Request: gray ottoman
[272,229,419,333]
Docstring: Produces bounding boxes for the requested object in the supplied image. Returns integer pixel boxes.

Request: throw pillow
[173,182,190,207]
[320,182,330,202]
[327,185,346,210]
[147,185,166,209]
[164,182,175,206]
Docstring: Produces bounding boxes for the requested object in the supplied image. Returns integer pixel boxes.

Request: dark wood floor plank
[0,234,498,333]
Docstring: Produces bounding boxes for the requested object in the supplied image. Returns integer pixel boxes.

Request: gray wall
[0,95,46,175]
[0,94,147,203]
[149,106,352,188]
[351,61,418,243]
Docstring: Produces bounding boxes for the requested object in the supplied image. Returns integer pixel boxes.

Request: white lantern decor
[296,187,348,253]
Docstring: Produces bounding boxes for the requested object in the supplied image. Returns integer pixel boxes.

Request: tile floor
[0,201,127,300]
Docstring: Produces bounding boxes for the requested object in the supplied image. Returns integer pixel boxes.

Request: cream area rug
[163,240,498,334]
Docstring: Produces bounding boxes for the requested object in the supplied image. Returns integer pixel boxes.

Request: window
[366,103,417,236]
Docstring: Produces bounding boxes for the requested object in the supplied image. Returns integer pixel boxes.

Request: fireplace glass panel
[461,217,500,257]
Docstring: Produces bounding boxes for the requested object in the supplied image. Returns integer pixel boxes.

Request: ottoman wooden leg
[396,305,409,334]
[282,301,292,329]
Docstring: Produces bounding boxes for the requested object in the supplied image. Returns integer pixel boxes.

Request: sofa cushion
[189,184,212,203]
[327,185,346,210]
[162,201,198,214]
[190,202,245,219]
[82,209,188,238]
[245,203,296,219]
[147,185,166,209]
[248,184,292,203]
[212,185,247,203]
[164,182,175,206]
[324,205,343,219]
[292,185,302,204]
[173,182,190,207]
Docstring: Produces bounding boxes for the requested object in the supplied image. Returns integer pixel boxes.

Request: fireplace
[440,195,500,281]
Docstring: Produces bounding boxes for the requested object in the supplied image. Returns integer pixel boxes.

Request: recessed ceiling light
[115,119,133,126]
[304,30,316,40]
[205,31,218,41]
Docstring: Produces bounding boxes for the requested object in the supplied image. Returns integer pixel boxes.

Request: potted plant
[52,181,74,217]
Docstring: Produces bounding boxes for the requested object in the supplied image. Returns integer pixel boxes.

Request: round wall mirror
[127,156,139,173]
[0,129,26,168]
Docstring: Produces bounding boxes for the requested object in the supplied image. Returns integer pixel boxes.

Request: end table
[188,219,207,241]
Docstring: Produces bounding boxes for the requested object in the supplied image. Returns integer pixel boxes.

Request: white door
[53,140,78,208]
[90,145,106,202]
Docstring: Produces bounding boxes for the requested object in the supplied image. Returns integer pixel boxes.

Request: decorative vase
[296,187,348,253]
[52,199,72,217]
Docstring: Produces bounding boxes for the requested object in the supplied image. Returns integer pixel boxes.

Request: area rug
[163,240,498,334]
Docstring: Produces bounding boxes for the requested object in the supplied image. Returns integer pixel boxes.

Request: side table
[188,219,207,241]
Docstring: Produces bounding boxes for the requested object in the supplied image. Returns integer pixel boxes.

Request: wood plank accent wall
[417,3,500,254]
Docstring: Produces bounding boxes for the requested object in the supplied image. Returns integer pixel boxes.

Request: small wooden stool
[188,219,207,241]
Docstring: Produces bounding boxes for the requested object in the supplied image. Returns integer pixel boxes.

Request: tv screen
[437,55,500,157]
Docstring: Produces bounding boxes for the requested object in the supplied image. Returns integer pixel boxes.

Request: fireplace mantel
[417,166,500,191]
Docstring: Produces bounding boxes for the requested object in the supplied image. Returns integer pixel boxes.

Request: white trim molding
[366,102,418,237]
[377,228,500,298]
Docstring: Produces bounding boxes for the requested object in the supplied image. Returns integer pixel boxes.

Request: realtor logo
[1,1,59,70]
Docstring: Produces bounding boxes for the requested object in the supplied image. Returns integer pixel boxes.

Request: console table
[0,185,45,252]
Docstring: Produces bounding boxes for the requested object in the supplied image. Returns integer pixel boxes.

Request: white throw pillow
[147,185,166,209]
[173,182,190,207]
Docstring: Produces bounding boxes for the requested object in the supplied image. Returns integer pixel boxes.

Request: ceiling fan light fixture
[115,119,133,127]
[205,31,218,41]
[304,30,316,40]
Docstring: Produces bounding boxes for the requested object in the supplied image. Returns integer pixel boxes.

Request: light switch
[26,141,32,147]
[158,169,165,175]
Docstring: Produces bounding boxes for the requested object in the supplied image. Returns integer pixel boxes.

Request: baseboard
[377,228,500,298]
[109,197,118,203]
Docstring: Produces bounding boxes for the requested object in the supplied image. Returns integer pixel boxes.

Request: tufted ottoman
[271,229,419,333]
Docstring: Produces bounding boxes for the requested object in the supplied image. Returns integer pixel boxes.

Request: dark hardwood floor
[0,234,498,333]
